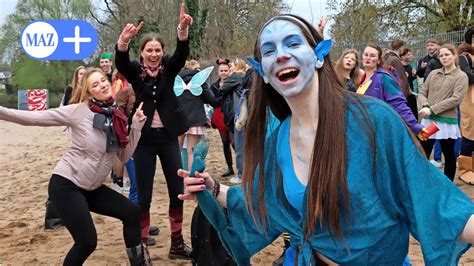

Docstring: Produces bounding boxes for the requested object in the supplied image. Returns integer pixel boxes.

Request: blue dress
[208,97,474,265]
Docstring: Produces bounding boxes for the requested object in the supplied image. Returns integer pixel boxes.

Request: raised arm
[166,3,193,75]
[0,104,80,127]
[115,21,144,82]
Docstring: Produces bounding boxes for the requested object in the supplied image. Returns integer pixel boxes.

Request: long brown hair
[243,15,375,242]
[69,68,109,104]
[335,49,362,87]
[67,66,85,104]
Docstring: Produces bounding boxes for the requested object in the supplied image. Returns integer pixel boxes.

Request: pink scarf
[141,64,164,78]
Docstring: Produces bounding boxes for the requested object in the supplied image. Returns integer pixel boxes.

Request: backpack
[191,206,236,266]
[221,93,235,129]
[234,90,249,131]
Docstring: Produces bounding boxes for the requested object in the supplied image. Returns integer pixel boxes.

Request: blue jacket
[359,68,423,134]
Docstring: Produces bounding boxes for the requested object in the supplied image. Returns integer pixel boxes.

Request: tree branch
[88,6,114,31]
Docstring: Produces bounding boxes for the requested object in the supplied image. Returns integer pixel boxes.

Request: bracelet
[118,37,131,45]
[429,107,434,114]
[213,179,220,198]
[177,25,186,31]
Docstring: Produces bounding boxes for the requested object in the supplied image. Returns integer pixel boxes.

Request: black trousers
[461,137,474,156]
[421,139,456,181]
[134,128,184,212]
[48,174,141,265]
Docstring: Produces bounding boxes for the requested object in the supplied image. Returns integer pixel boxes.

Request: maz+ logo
[20,20,98,60]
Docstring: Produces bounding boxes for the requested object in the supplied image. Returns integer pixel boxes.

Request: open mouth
[276,67,300,82]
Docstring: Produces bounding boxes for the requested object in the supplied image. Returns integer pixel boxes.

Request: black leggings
[48,174,141,265]
[218,130,233,169]
[421,139,456,181]
[134,128,184,211]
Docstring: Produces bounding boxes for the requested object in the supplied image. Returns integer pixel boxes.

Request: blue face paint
[259,20,316,98]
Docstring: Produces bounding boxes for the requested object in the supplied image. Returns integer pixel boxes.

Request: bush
[0,90,18,108]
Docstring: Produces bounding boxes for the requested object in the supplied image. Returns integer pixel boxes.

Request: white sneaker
[121,180,130,193]
[111,183,122,193]
[430,160,443,168]
[230,176,242,184]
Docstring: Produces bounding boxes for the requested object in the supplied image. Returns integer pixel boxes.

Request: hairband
[258,15,317,46]
[216,58,230,65]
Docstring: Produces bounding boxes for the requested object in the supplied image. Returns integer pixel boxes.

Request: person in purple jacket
[0,68,150,265]
[357,43,427,140]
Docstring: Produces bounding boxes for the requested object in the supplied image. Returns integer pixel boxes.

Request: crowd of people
[2,3,474,265]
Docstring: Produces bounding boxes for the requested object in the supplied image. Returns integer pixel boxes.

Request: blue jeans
[433,140,442,160]
[234,127,245,178]
[125,158,138,204]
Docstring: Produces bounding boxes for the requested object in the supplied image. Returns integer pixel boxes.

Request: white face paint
[259,20,316,98]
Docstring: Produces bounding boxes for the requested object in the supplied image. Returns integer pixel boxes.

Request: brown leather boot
[459,155,474,184]
[168,234,193,260]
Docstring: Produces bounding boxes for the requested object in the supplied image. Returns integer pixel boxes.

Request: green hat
[100,52,112,60]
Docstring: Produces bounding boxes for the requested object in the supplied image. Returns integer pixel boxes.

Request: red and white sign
[27,89,48,111]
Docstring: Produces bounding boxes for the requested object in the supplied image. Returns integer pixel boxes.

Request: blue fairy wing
[189,66,214,96]
[173,75,186,96]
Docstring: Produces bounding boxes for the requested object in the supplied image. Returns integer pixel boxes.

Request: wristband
[213,179,220,198]
[119,38,131,45]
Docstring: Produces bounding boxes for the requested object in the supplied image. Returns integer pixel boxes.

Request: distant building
[0,71,12,89]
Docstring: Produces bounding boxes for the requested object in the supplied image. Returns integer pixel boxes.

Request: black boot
[126,243,152,266]
[169,234,193,260]
[149,225,160,236]
[221,168,234,177]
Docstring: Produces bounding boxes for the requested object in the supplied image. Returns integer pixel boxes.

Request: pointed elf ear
[314,39,332,69]
[245,56,264,78]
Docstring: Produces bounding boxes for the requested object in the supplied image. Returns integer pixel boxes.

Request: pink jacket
[0,102,143,190]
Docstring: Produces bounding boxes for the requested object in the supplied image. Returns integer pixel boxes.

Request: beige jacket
[0,102,143,190]
[418,67,468,122]
[461,84,474,140]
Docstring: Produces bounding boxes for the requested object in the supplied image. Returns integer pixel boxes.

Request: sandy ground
[1,120,474,265]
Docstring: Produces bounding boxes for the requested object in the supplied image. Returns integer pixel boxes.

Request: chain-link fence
[332,30,465,63]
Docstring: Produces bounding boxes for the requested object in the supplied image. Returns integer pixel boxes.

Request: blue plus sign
[63,26,92,54]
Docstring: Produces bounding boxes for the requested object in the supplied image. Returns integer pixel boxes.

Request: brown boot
[459,155,474,184]
[168,234,193,260]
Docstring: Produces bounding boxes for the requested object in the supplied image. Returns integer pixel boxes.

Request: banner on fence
[18,89,48,111]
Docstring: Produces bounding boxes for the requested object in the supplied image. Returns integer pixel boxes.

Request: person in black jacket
[61,66,85,106]
[416,38,441,81]
[115,3,193,259]
[176,60,217,171]
[220,58,247,184]
[210,59,235,177]
[400,47,418,121]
